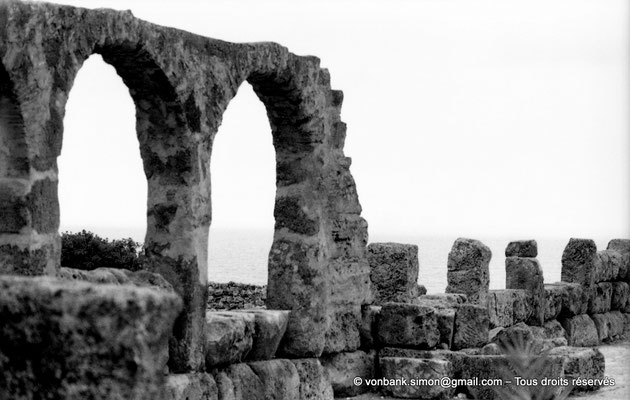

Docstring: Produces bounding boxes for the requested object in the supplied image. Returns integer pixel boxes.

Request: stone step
[205,309,290,368]
[0,275,181,400]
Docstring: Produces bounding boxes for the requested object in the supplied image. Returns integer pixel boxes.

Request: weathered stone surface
[367,242,419,304]
[205,312,255,368]
[165,373,218,400]
[376,302,439,349]
[480,343,502,355]
[608,239,630,282]
[452,304,489,350]
[591,311,625,343]
[379,357,454,399]
[543,319,567,341]
[505,240,538,258]
[595,250,622,282]
[321,350,375,397]
[506,257,544,325]
[559,314,599,347]
[487,289,514,328]
[379,347,469,378]
[0,0,371,367]
[247,359,300,400]
[0,276,181,400]
[508,289,533,323]
[57,266,175,292]
[491,322,545,354]
[359,305,381,349]
[611,281,629,310]
[548,346,605,392]
[588,282,612,314]
[546,282,588,317]
[446,238,491,305]
[544,284,564,321]
[461,354,565,400]
[414,297,457,348]
[212,371,236,400]
[221,364,264,400]
[289,359,334,400]
[417,284,427,295]
[233,310,289,361]
[420,292,468,305]
[561,238,598,286]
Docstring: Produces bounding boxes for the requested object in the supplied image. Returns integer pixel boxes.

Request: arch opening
[58,54,146,243]
[209,82,275,287]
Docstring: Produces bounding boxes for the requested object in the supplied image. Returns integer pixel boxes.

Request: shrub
[61,230,145,271]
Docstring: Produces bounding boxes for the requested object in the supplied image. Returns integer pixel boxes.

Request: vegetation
[494,333,573,400]
[61,230,145,271]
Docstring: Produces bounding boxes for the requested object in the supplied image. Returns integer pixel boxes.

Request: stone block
[233,310,289,361]
[608,239,630,282]
[559,314,599,347]
[0,276,181,400]
[57,267,175,292]
[221,363,264,400]
[548,346,605,392]
[595,250,622,282]
[487,290,514,328]
[379,347,468,378]
[509,289,533,323]
[367,242,419,304]
[544,284,564,321]
[491,322,544,354]
[247,359,300,400]
[321,350,375,397]
[505,239,538,257]
[480,343,502,355]
[506,257,544,325]
[461,354,565,400]
[543,320,567,341]
[205,312,255,368]
[359,305,381,349]
[289,359,334,400]
[445,238,491,305]
[165,374,218,400]
[588,282,612,314]
[625,313,630,335]
[420,292,468,305]
[379,357,455,399]
[611,281,629,310]
[212,371,235,400]
[591,311,625,342]
[546,282,588,317]
[561,238,597,286]
[414,297,457,348]
[452,304,489,350]
[376,302,439,349]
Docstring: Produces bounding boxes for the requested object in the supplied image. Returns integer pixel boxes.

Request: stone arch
[72,42,208,373]
[1,1,371,372]
[213,48,372,357]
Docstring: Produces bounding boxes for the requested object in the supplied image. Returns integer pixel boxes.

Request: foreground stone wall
[0,0,370,372]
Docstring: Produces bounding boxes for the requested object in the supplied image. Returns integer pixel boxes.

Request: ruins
[1,1,628,399]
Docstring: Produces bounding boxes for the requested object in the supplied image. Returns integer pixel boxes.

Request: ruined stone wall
[0,0,370,374]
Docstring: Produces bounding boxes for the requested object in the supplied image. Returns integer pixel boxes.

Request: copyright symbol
[354,377,363,386]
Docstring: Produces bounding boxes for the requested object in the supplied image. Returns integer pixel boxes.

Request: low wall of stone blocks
[1,237,628,400]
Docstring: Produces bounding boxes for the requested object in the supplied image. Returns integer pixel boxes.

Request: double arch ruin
[0,0,371,372]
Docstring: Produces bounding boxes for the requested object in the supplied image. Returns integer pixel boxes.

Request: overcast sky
[54,0,629,242]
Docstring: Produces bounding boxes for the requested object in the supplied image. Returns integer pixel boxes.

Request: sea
[62,226,617,294]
